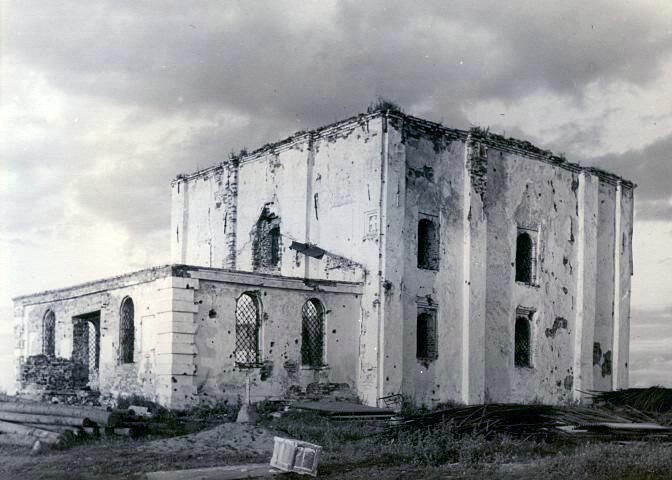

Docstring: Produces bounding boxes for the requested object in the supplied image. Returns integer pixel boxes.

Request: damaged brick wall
[190,271,362,405]
[20,354,88,391]
[252,204,282,272]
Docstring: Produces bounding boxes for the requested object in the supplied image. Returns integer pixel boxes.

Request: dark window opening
[301,299,325,367]
[42,310,55,357]
[418,217,440,270]
[416,309,438,361]
[515,231,535,283]
[72,311,101,377]
[252,205,282,271]
[269,227,281,266]
[514,316,531,367]
[119,297,135,364]
[235,293,261,365]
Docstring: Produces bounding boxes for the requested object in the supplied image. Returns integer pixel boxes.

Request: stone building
[12,110,635,409]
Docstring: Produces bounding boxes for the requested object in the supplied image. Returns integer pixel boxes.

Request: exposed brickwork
[466,135,488,203]
[20,354,88,391]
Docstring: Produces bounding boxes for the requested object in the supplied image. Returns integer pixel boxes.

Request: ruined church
[12,110,635,409]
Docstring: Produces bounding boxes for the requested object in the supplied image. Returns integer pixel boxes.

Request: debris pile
[286,382,358,403]
[19,355,99,405]
[0,401,150,451]
[290,400,394,420]
[389,404,672,441]
[20,355,88,391]
[591,387,672,414]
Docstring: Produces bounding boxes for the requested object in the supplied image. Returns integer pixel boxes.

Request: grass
[367,97,404,114]
[4,401,672,479]
[262,409,672,479]
[262,410,380,449]
[534,441,672,479]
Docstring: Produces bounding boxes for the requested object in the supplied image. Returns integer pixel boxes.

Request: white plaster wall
[387,120,468,407]
[593,182,617,392]
[236,144,310,277]
[616,186,635,388]
[171,163,237,268]
[190,277,361,404]
[483,150,582,404]
[14,271,178,404]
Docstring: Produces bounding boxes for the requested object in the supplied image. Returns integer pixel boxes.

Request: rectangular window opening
[418,213,440,271]
[514,307,534,368]
[416,307,438,362]
[515,226,538,285]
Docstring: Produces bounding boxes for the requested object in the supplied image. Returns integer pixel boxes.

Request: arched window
[418,217,439,270]
[514,316,531,367]
[515,230,535,283]
[235,293,261,365]
[119,297,135,364]
[301,299,325,367]
[42,310,56,356]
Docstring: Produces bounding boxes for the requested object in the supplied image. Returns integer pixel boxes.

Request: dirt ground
[2,419,672,480]
[0,423,275,480]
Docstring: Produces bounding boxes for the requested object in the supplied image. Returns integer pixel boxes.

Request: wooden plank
[144,464,280,480]
[0,402,118,426]
[290,401,393,416]
[24,423,81,435]
[578,422,672,431]
[0,411,92,427]
[0,420,63,443]
[0,434,41,447]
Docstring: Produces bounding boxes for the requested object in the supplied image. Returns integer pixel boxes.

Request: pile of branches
[590,387,672,413]
[387,403,666,441]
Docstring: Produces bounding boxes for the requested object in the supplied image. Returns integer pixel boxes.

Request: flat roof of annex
[173,110,635,189]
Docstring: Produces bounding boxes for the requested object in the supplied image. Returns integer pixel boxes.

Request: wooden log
[112,427,144,439]
[0,434,42,447]
[0,402,117,426]
[0,411,93,427]
[24,423,80,434]
[82,426,106,439]
[0,420,63,443]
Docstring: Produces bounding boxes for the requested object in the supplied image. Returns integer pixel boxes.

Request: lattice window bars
[514,316,532,368]
[42,310,56,356]
[120,297,135,364]
[88,321,100,370]
[301,299,325,367]
[235,293,261,365]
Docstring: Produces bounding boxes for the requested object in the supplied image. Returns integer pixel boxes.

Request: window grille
[42,310,55,356]
[235,293,261,365]
[73,313,101,372]
[514,316,531,367]
[301,299,325,367]
[120,297,135,364]
[88,320,100,370]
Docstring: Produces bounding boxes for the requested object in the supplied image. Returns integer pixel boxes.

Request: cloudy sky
[1,1,671,391]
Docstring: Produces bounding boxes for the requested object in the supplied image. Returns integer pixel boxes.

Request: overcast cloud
[1,0,671,390]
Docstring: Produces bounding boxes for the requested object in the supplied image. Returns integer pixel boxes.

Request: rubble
[20,355,88,392]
